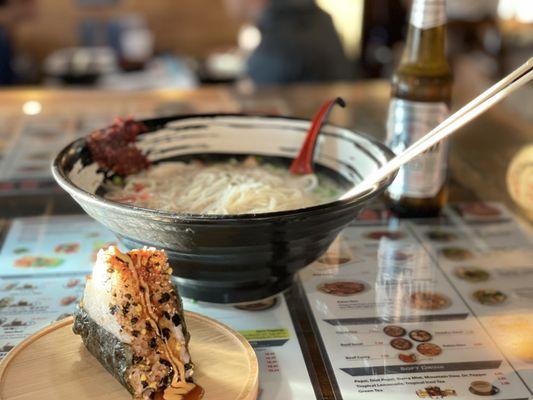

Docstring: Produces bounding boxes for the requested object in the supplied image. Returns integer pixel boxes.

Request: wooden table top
[0,81,531,399]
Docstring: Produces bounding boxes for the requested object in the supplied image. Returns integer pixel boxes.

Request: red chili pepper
[133,183,145,192]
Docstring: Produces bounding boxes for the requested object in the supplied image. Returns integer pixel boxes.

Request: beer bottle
[385,0,452,218]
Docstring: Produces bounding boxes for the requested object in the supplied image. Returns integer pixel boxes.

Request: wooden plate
[0,311,258,400]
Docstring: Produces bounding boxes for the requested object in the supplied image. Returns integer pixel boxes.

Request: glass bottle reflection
[375,237,435,321]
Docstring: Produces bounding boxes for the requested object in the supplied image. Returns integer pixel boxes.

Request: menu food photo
[299,202,533,399]
[0,215,315,399]
[0,202,531,399]
[0,0,531,397]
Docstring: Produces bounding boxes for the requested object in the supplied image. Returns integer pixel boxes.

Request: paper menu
[0,214,108,357]
[0,215,317,399]
[0,116,75,184]
[0,274,86,358]
[0,215,118,277]
[299,204,533,399]
[314,316,525,399]
[412,204,533,391]
[184,297,316,400]
[0,110,140,192]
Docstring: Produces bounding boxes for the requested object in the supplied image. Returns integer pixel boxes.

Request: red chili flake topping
[87,117,150,175]
[133,183,145,192]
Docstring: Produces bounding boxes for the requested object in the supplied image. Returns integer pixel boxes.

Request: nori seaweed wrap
[73,246,196,400]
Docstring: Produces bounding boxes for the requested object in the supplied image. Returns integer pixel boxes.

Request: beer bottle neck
[400,0,448,70]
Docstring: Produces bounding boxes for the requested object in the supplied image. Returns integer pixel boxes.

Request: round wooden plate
[0,311,258,400]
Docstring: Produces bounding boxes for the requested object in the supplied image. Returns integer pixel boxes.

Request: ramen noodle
[105,157,342,215]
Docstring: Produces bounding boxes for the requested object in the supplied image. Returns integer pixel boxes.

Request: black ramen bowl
[52,114,395,303]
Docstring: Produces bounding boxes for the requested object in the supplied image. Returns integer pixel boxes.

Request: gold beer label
[386,98,449,198]
[410,0,447,30]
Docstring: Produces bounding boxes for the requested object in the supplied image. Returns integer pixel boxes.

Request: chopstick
[341,57,533,200]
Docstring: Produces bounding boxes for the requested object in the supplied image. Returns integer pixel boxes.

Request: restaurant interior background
[0,2,533,400]
[0,0,531,94]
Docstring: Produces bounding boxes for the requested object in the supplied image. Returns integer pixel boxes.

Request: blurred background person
[0,0,530,91]
[0,0,37,85]
[224,0,353,85]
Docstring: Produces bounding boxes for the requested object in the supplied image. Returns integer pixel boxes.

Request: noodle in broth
[104,157,341,215]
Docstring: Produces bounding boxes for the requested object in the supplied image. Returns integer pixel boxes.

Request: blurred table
[0,82,531,400]
[0,80,530,221]
[45,53,198,91]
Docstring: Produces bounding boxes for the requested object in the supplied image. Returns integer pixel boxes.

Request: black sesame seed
[162,328,171,339]
[163,371,174,387]
[122,302,131,316]
[145,322,152,331]
[160,359,172,367]
[161,375,171,387]
[149,338,157,349]
[109,305,118,315]
[131,317,138,325]
[142,381,148,389]
[171,314,181,327]
[184,363,192,371]
[132,330,140,337]
[163,311,171,320]
[158,293,170,304]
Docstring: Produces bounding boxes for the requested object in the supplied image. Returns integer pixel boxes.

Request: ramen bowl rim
[52,113,396,223]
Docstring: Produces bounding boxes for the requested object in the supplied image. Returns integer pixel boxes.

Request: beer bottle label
[386,98,449,198]
[410,0,447,30]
